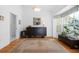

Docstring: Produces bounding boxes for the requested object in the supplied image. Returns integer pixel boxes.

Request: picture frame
[33,17,41,25]
[0,15,4,21]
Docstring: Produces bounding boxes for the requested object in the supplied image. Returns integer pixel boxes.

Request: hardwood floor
[0,39,25,53]
[0,38,79,53]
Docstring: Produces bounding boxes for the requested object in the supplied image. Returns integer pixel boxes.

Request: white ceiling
[22,5,73,15]
[35,5,66,12]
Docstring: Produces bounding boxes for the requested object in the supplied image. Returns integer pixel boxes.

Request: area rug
[10,38,69,53]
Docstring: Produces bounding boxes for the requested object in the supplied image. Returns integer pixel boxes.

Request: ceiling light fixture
[32,6,41,12]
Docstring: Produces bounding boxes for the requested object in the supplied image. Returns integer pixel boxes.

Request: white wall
[22,6,53,36]
[0,5,23,38]
[0,10,10,49]
[0,5,23,49]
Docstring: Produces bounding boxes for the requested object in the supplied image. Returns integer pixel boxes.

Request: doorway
[10,13,16,41]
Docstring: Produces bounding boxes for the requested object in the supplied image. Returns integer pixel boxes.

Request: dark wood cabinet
[31,27,46,36]
[20,27,47,38]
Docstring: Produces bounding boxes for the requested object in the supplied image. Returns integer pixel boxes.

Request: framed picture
[33,17,41,25]
[19,20,21,24]
[0,15,4,21]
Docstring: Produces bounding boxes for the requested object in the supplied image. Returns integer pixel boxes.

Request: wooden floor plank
[0,38,79,53]
[0,39,21,53]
